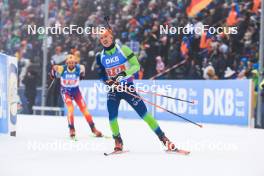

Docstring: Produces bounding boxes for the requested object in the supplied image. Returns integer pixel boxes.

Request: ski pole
[47,78,55,91]
[135,88,197,104]
[124,85,197,104]
[149,59,187,80]
[114,84,203,128]
[104,16,112,31]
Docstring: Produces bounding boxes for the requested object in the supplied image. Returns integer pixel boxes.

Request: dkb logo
[105,56,119,64]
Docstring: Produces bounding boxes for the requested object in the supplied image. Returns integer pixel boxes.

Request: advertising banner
[68,80,252,126]
[0,54,8,133]
[0,53,18,135]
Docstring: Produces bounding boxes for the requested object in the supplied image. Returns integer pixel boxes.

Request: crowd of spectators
[0,0,261,84]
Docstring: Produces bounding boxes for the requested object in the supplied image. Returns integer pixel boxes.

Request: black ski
[104,150,129,156]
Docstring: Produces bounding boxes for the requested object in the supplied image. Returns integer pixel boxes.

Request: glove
[49,69,55,80]
[105,79,119,90]
[80,72,85,80]
[49,60,56,80]
[105,79,117,86]
[113,71,127,82]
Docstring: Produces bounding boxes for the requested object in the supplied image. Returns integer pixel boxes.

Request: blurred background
[0,0,263,126]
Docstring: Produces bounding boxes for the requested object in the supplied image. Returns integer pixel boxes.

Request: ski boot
[69,125,77,141]
[89,123,103,137]
[159,134,176,151]
[113,135,123,151]
[91,127,103,137]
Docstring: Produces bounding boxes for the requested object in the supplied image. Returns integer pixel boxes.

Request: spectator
[22,69,38,114]
[0,0,261,108]
[203,65,219,80]
[224,67,237,79]
[156,56,165,75]
[51,46,67,65]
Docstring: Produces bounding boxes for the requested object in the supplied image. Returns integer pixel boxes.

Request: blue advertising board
[0,53,18,135]
[153,80,251,126]
[0,54,8,133]
[69,80,252,126]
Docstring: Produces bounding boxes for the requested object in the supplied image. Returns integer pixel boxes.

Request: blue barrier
[0,54,8,133]
[153,80,252,126]
[0,53,18,135]
[67,80,252,126]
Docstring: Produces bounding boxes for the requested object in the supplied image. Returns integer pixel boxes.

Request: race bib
[106,64,126,77]
[62,79,78,86]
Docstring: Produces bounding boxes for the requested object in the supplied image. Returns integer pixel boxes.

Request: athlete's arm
[77,64,85,79]
[121,45,140,76]
[95,53,108,82]
[80,65,85,74]
[53,65,64,75]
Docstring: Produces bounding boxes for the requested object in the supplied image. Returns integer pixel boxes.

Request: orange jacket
[226,8,238,26]
[252,0,261,13]
[181,42,189,56]
[200,32,212,50]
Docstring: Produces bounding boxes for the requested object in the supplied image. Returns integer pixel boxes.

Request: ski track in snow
[0,115,264,176]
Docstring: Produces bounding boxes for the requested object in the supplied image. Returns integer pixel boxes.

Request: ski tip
[102,135,112,139]
[183,152,191,156]
[103,150,129,156]
[90,134,112,139]
[182,150,191,155]
[70,137,78,141]
[166,149,191,155]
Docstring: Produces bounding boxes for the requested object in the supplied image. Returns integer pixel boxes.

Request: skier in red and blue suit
[52,54,102,140]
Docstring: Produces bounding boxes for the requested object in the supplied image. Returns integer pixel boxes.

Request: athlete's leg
[107,91,123,150]
[73,88,102,136]
[107,91,121,137]
[62,93,75,137]
[122,90,164,137]
[74,89,94,126]
[122,89,175,150]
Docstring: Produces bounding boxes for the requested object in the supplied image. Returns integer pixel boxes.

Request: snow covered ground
[1,115,264,176]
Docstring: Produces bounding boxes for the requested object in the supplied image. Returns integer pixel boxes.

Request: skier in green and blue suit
[96,29,176,151]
